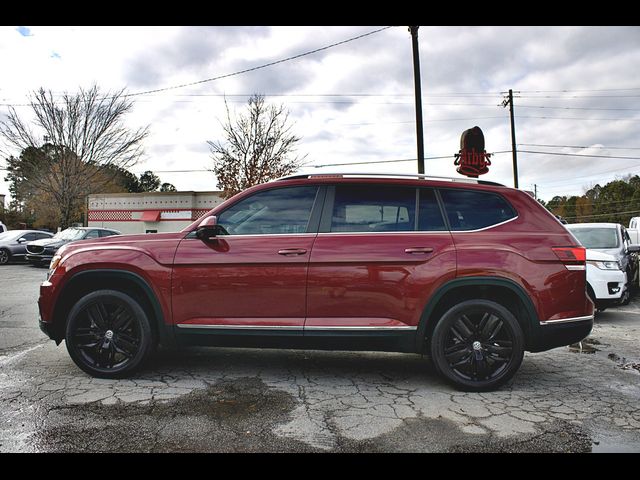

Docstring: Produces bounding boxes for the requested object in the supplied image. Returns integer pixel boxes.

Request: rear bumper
[528,315,594,352]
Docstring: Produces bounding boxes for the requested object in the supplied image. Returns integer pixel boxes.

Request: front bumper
[589,267,626,300]
[26,253,53,265]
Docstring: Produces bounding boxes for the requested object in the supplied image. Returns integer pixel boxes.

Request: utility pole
[502,89,519,188]
[409,26,425,174]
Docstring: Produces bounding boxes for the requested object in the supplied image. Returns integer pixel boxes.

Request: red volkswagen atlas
[38,174,593,391]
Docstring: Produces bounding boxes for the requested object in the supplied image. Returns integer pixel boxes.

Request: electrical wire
[122,26,396,98]
[519,143,640,150]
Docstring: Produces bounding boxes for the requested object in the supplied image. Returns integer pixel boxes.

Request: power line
[563,209,640,220]
[517,87,640,93]
[516,115,636,121]
[519,143,640,150]
[122,26,395,98]
[517,105,639,111]
[518,150,640,161]
[311,151,512,168]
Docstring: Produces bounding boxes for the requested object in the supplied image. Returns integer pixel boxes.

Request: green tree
[138,170,161,192]
[160,182,177,192]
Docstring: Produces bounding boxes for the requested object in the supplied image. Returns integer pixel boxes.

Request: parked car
[0,220,7,233]
[566,223,640,296]
[0,230,54,265]
[38,173,593,391]
[585,249,627,310]
[25,227,120,267]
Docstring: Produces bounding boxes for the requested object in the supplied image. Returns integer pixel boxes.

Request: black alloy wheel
[65,290,154,378]
[430,299,525,392]
[0,249,10,265]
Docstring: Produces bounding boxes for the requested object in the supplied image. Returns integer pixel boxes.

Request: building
[87,191,224,234]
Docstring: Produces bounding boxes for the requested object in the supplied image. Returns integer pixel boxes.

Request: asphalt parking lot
[1,264,639,452]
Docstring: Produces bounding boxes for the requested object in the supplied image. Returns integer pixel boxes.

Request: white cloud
[1,25,639,203]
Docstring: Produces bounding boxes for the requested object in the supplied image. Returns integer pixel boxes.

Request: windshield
[569,227,620,249]
[53,228,86,241]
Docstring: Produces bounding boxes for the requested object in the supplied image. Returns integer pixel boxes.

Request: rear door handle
[278,248,308,256]
[404,247,434,254]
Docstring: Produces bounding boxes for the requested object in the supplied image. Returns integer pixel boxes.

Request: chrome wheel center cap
[105,330,114,340]
[472,341,482,351]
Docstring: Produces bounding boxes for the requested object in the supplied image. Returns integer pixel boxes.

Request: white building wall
[88,191,224,234]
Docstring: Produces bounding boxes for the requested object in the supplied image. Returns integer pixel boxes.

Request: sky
[1,25,639,204]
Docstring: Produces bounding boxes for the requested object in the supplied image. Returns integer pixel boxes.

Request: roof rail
[274,172,505,187]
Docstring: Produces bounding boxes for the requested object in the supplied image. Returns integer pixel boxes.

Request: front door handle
[278,248,308,256]
[404,247,434,254]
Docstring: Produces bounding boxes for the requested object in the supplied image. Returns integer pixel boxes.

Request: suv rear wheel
[430,299,525,392]
[65,289,154,378]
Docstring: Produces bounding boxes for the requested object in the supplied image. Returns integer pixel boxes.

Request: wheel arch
[51,269,173,346]
[416,276,540,353]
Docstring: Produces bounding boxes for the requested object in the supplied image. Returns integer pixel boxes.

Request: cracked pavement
[1,264,639,452]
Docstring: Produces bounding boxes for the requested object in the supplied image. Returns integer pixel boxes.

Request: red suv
[38,174,594,391]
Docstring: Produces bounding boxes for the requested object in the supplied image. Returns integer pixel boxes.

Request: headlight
[587,260,621,270]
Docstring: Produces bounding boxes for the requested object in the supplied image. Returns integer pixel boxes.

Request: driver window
[217,186,319,235]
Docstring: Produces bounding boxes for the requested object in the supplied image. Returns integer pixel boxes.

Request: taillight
[552,246,586,270]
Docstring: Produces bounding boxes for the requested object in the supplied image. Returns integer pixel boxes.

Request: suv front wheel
[65,289,154,378]
[430,299,525,392]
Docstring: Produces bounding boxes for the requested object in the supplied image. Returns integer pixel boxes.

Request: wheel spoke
[452,318,474,341]
[110,305,128,329]
[87,303,107,329]
[115,335,139,354]
[445,343,471,364]
[481,314,503,342]
[484,343,513,359]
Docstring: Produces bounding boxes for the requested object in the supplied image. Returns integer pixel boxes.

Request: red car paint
[38,175,594,387]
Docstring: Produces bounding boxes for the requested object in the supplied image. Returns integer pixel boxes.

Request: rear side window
[330,185,416,232]
[440,189,516,231]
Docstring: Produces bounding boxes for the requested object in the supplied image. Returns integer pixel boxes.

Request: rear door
[305,184,456,334]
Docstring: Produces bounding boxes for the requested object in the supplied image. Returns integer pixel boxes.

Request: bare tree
[208,95,305,199]
[0,86,149,228]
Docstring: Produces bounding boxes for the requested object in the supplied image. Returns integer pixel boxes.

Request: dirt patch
[568,337,601,354]
[32,377,316,453]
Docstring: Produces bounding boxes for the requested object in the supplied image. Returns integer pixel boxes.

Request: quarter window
[330,185,416,232]
[440,189,516,231]
[217,186,319,235]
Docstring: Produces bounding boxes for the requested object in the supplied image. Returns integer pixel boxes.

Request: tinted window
[418,189,446,231]
[22,232,37,241]
[84,230,100,239]
[218,186,318,235]
[331,185,415,232]
[99,230,118,237]
[440,189,516,231]
[35,232,52,240]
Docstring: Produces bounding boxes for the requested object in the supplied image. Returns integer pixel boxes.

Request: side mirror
[17,237,27,244]
[196,216,227,241]
[627,244,640,253]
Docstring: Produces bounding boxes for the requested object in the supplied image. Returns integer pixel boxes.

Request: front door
[172,185,322,333]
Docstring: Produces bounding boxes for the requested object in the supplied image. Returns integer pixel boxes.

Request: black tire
[430,299,525,392]
[65,289,154,378]
[0,249,10,265]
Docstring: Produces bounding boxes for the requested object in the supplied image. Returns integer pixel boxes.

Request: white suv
[586,249,627,311]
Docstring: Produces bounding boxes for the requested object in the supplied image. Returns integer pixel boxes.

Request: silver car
[0,230,54,265]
